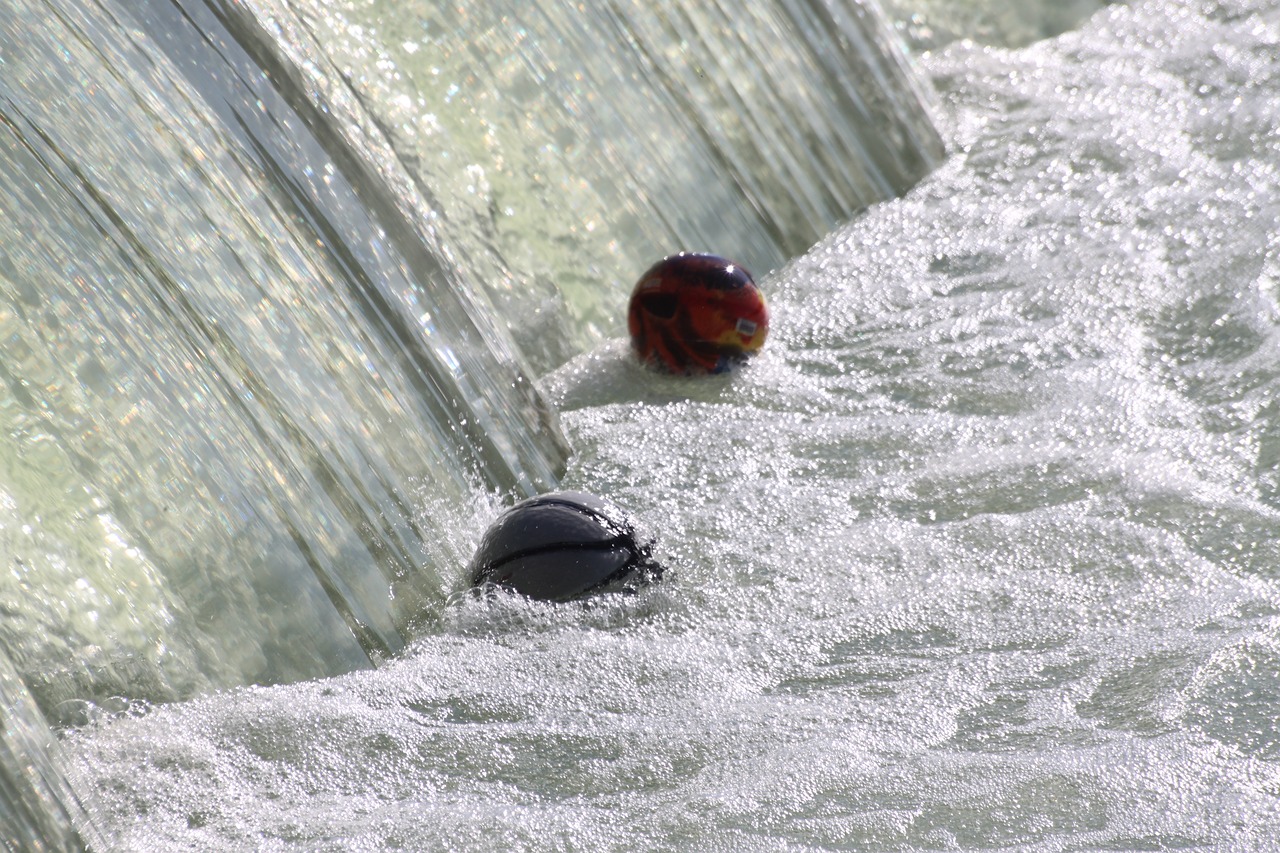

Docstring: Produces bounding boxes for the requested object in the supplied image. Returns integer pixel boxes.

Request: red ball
[627,253,769,374]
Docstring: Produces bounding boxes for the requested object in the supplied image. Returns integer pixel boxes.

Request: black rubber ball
[468,491,663,601]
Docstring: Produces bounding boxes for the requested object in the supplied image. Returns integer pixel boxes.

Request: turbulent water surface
[50,0,1280,848]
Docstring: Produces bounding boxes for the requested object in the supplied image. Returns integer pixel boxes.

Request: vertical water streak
[0,650,101,852]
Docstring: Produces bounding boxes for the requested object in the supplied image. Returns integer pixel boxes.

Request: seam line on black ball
[480,552,662,599]
[474,546,661,599]
[514,496,632,536]
[476,535,643,577]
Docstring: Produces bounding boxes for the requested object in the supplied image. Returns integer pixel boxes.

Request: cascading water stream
[275,0,945,369]
[0,0,943,845]
[12,0,1279,846]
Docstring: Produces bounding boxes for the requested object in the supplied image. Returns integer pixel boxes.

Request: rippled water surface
[67,0,1280,848]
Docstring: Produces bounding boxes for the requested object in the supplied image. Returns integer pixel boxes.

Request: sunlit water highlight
[58,0,1280,849]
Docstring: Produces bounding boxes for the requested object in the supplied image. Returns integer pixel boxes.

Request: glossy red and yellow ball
[627,253,769,375]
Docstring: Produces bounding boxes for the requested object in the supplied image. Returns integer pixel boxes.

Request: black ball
[468,491,663,601]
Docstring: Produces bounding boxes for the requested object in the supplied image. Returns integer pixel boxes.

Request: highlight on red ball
[626,252,769,375]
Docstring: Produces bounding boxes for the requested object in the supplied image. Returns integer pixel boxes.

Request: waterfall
[0,0,940,844]
[270,0,945,369]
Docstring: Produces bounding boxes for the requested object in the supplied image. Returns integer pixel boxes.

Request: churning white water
[59,0,1280,848]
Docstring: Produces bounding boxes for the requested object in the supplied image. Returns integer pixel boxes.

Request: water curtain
[0,0,940,845]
